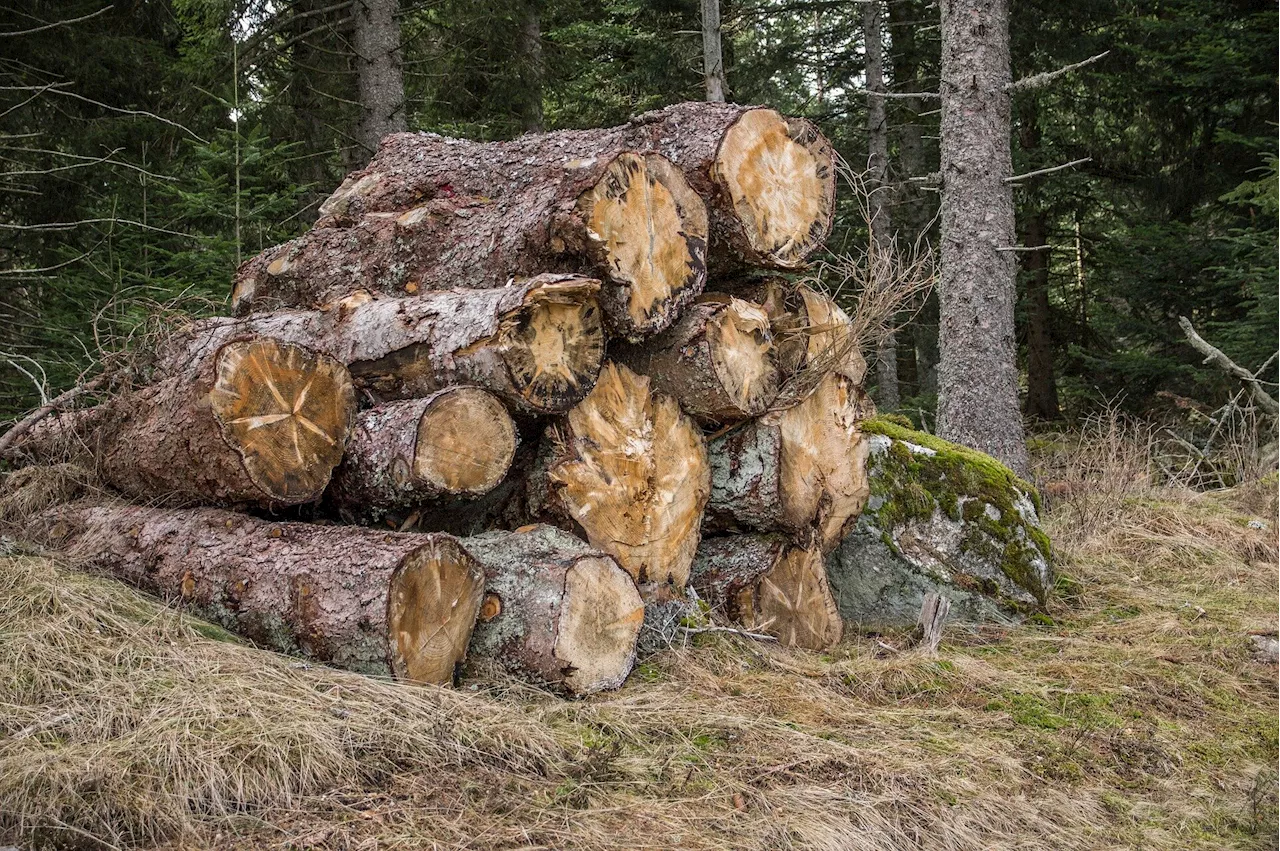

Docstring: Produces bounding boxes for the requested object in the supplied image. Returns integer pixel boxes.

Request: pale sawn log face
[210,340,355,504]
[611,294,778,423]
[461,525,644,695]
[496,282,605,412]
[386,537,486,684]
[413,388,517,494]
[713,109,836,268]
[548,362,710,586]
[746,545,843,650]
[576,152,709,337]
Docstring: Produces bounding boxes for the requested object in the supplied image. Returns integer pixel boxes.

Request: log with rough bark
[233,146,709,340]
[35,501,486,684]
[611,294,778,423]
[528,362,710,587]
[327,389,518,523]
[15,338,357,507]
[724,279,867,385]
[706,372,874,552]
[310,102,836,272]
[172,275,603,415]
[462,524,644,695]
[690,534,843,650]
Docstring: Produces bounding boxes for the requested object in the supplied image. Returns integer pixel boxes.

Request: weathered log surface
[310,102,835,272]
[611,294,778,423]
[327,389,517,523]
[529,362,710,587]
[15,338,357,507]
[35,501,486,684]
[234,143,709,340]
[462,524,644,695]
[706,372,873,551]
[690,534,842,650]
[174,275,602,415]
[722,279,867,385]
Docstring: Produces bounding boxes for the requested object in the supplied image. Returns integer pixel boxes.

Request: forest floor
[1,462,1277,850]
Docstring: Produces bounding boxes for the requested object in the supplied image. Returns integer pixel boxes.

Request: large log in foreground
[327,389,518,523]
[234,149,709,340]
[706,372,873,551]
[16,338,357,507]
[690,534,842,650]
[314,102,836,272]
[175,275,603,415]
[462,525,644,695]
[36,501,486,684]
[612,294,778,423]
[532,362,710,587]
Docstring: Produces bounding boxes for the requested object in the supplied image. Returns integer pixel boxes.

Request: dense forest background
[1,0,1275,431]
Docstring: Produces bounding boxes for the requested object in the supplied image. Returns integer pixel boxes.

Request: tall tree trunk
[1022,212,1060,420]
[352,0,405,156]
[518,1,545,133]
[889,0,939,401]
[701,0,727,102]
[936,0,1029,473]
[864,0,899,410]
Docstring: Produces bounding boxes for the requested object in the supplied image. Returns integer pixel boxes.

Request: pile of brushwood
[6,102,881,696]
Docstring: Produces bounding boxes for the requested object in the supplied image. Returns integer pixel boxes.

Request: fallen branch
[0,373,105,457]
[1006,158,1091,184]
[680,625,779,643]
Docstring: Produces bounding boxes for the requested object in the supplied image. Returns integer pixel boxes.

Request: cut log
[706,372,874,551]
[461,524,644,695]
[174,275,603,415]
[723,279,867,385]
[17,338,357,507]
[306,102,835,272]
[233,147,709,340]
[35,501,485,684]
[690,534,843,650]
[611,294,779,423]
[327,389,518,523]
[530,362,710,587]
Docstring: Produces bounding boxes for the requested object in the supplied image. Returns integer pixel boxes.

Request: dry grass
[1,445,1277,850]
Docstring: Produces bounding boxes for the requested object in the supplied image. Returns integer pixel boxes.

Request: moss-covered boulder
[825,417,1053,630]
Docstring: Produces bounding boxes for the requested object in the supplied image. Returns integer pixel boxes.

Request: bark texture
[864,0,900,410]
[690,534,842,650]
[529,362,710,587]
[517,1,545,133]
[327,389,517,523]
[706,373,874,552]
[35,501,485,683]
[352,0,406,155]
[188,275,602,415]
[32,339,356,508]
[701,0,726,102]
[611,294,778,423]
[462,525,644,695]
[937,0,1029,473]
[234,139,708,340]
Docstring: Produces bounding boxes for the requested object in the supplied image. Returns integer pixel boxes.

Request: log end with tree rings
[497,278,605,413]
[549,362,710,587]
[778,373,874,551]
[209,339,356,505]
[555,554,646,693]
[413,388,517,495]
[576,152,709,338]
[705,296,778,419]
[798,285,867,385]
[742,545,843,650]
[386,536,486,684]
[713,109,836,268]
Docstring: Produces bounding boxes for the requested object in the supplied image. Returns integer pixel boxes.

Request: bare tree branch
[1006,158,1091,184]
[0,6,111,38]
[1006,51,1110,94]
[0,372,105,457]
[1179,316,1279,417]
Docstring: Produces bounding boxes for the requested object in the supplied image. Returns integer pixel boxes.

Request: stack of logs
[11,102,877,696]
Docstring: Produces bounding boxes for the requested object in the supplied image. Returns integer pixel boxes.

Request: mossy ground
[1,475,1276,850]
[861,416,1052,602]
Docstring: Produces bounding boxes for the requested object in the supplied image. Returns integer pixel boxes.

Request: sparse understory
[0,464,1276,851]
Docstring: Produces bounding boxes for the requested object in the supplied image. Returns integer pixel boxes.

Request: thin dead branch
[1179,316,1278,417]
